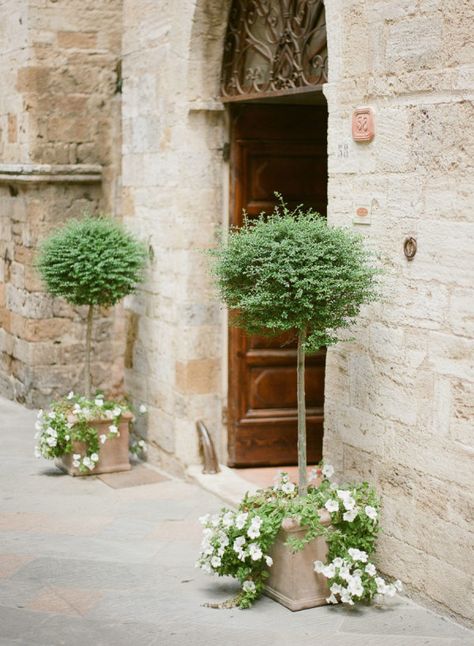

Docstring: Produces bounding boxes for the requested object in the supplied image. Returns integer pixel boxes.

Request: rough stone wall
[0,0,30,163]
[0,0,123,406]
[122,0,230,472]
[323,0,474,625]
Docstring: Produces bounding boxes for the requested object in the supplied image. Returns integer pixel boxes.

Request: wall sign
[352,107,375,142]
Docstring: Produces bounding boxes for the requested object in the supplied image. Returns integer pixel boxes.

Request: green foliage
[196,468,397,609]
[37,216,147,307]
[210,199,381,351]
[35,393,147,473]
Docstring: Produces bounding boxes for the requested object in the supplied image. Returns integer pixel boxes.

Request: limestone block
[6,285,53,319]
[428,331,474,382]
[448,288,474,337]
[175,358,220,395]
[386,15,442,73]
[57,31,98,50]
[383,420,473,489]
[376,107,413,173]
[410,102,474,173]
[450,379,474,448]
[147,405,175,454]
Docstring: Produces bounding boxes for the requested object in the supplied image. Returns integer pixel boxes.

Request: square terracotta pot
[264,509,331,611]
[56,412,132,476]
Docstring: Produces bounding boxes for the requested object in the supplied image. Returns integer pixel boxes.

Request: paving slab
[1,396,473,646]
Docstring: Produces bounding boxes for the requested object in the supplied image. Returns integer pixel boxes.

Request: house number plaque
[352,107,375,142]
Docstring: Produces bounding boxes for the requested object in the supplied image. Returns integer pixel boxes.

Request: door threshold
[186,464,317,507]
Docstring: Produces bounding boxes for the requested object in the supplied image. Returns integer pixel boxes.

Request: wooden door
[228,103,328,467]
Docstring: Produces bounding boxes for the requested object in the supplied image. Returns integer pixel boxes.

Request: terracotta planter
[265,509,331,611]
[56,412,132,476]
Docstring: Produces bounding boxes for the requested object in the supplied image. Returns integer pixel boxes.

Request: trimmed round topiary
[210,199,381,494]
[37,216,147,395]
[37,216,147,308]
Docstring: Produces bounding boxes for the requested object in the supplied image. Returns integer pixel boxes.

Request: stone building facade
[1,0,473,626]
[0,0,123,406]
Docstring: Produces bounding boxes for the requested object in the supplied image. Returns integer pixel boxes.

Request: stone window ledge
[0,163,102,184]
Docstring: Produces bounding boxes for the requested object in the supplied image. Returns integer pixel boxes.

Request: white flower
[108,424,118,435]
[333,557,344,568]
[281,481,296,495]
[248,543,263,561]
[112,407,122,417]
[348,548,368,563]
[48,412,56,420]
[375,577,387,594]
[339,566,352,582]
[34,421,42,431]
[235,512,248,530]
[340,588,354,605]
[394,579,403,592]
[309,468,318,482]
[322,464,334,479]
[73,453,81,460]
[343,509,358,522]
[348,574,364,597]
[222,511,234,528]
[326,593,338,604]
[46,436,57,447]
[139,404,147,414]
[233,536,246,553]
[210,556,221,568]
[365,563,377,577]
[37,409,44,418]
[94,398,104,407]
[100,434,107,444]
[364,505,378,520]
[314,560,324,573]
[325,499,339,513]
[385,583,396,597]
[67,391,74,400]
[217,532,229,548]
[82,456,94,470]
[330,583,343,595]
[90,453,99,463]
[322,563,336,578]
[72,459,80,468]
[242,580,256,594]
[210,514,220,527]
[65,434,70,441]
[138,439,147,451]
[247,516,262,539]
[265,555,273,567]
[47,427,57,437]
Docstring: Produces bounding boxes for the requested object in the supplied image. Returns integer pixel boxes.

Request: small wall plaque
[353,203,371,225]
[352,107,375,142]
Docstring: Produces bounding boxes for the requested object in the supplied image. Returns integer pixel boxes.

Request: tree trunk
[85,304,94,397]
[297,327,307,496]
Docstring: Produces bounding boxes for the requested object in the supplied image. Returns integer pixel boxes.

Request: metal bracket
[196,420,220,474]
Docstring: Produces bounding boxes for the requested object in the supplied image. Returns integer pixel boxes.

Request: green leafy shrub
[196,466,401,608]
[37,216,147,395]
[210,199,381,494]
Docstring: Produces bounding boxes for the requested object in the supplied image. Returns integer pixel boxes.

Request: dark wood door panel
[228,102,328,467]
[233,417,324,466]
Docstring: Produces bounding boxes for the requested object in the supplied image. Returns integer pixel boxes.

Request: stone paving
[1,396,473,646]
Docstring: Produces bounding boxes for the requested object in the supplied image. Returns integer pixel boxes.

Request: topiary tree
[37,216,147,397]
[210,200,380,497]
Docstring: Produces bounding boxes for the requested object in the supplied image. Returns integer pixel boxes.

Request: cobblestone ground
[1,396,473,646]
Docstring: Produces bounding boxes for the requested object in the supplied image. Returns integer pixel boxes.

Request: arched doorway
[220,1,328,467]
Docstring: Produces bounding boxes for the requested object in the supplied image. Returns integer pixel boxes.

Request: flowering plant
[196,464,401,608]
[34,392,147,474]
